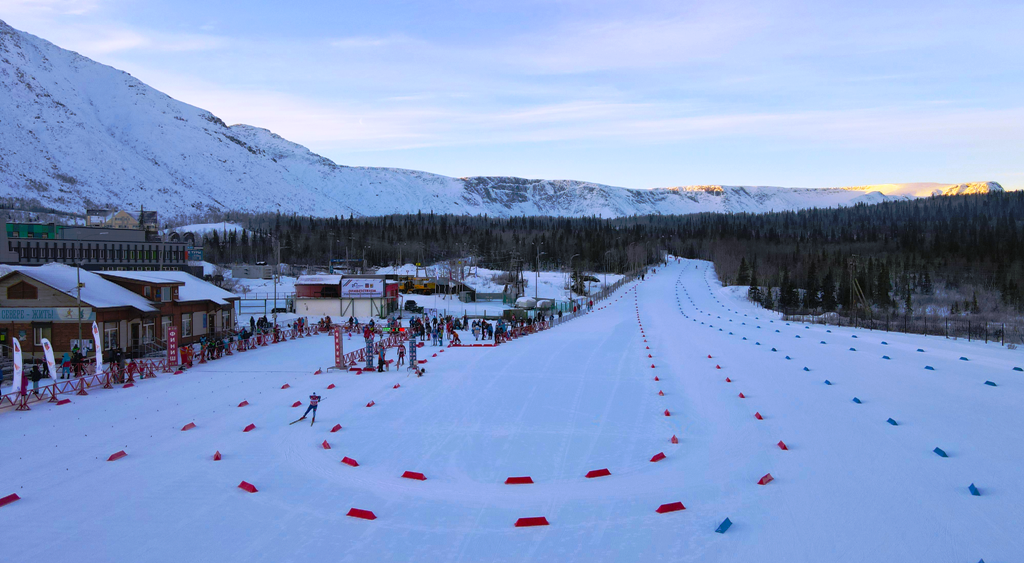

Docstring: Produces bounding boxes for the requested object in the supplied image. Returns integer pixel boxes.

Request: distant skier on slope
[294,392,321,423]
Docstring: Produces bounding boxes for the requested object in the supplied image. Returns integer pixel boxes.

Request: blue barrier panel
[715,518,732,534]
[934,447,948,458]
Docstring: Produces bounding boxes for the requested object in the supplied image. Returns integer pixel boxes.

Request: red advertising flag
[334,327,343,368]
[166,326,179,367]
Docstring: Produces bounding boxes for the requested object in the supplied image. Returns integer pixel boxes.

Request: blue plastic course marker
[969,483,980,496]
[917,348,925,352]
[820,341,827,344]
[824,380,832,385]
[852,335,858,338]
[852,397,862,404]
[934,447,948,458]
[881,341,888,345]
[826,329,832,333]
[1015,367,1023,372]
[960,357,969,361]
[803,367,810,372]
[771,347,777,352]
[984,381,997,387]
[715,518,732,534]
[849,347,857,351]
[925,366,935,371]
[785,356,791,360]
[887,418,898,426]
[882,355,891,360]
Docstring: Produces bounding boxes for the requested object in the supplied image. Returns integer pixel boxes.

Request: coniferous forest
[194,191,1024,326]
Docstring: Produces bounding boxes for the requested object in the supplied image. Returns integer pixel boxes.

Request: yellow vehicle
[411,278,436,295]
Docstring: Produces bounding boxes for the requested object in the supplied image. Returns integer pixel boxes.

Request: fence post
[1002,323,1005,346]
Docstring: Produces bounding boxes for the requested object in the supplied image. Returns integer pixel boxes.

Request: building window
[143,320,155,344]
[182,314,192,337]
[33,325,52,346]
[104,323,119,351]
[161,315,172,339]
[202,313,207,329]
[222,310,231,331]
[144,286,151,298]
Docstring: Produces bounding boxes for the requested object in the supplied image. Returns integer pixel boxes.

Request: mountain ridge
[0,19,1004,220]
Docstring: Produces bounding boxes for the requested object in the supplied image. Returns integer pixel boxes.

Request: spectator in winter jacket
[29,364,43,395]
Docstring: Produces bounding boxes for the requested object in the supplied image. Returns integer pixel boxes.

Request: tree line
[193,191,1024,320]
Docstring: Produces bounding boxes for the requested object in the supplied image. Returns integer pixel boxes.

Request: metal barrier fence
[1,325,332,413]
[778,310,1024,347]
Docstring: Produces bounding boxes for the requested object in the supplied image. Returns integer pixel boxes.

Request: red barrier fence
[1,326,331,413]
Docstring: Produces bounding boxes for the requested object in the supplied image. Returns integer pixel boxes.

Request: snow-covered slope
[3,260,1021,562]
[0,20,1005,219]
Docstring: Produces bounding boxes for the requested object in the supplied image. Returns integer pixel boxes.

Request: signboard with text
[166,326,179,367]
[334,326,343,368]
[341,279,384,298]
[0,307,94,322]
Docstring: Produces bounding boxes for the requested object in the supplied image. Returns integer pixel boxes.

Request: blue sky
[4,0,1023,189]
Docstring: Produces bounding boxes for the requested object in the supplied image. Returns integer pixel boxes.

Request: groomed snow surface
[3,259,1021,562]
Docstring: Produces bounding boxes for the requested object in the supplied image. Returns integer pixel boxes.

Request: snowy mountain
[0,20,1005,220]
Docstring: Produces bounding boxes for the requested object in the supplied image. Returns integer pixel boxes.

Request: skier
[297,392,321,422]
[377,342,387,372]
[396,342,406,368]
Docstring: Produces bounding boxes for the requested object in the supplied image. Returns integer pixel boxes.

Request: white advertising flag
[91,321,103,374]
[12,338,24,395]
[41,338,57,381]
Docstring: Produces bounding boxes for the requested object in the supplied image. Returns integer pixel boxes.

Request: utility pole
[76,254,83,353]
[535,244,546,300]
[273,239,289,329]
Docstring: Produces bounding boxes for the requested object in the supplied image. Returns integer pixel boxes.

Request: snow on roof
[1,264,159,312]
[296,274,343,286]
[99,270,238,305]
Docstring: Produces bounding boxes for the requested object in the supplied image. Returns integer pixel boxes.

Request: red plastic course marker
[243,423,256,432]
[327,384,335,389]
[173,370,184,375]
[393,384,400,389]
[514,517,549,527]
[651,364,656,368]
[432,353,437,357]
[585,469,611,478]
[716,365,721,369]
[366,401,375,407]
[342,457,359,467]
[754,412,763,420]
[238,481,258,493]
[648,354,653,358]
[671,435,679,444]
[725,378,731,383]
[322,440,331,450]
[238,400,249,407]
[213,451,222,461]
[107,450,127,462]
[402,471,427,481]
[738,393,745,399]
[778,441,788,451]
[292,401,302,407]
[418,360,427,364]
[0,493,21,508]
[314,369,322,375]
[505,476,534,485]
[56,399,71,405]
[663,409,671,416]
[656,502,686,514]
[758,473,774,485]
[122,383,134,388]
[658,390,664,396]
[347,508,377,520]
[330,424,342,432]
[181,422,196,431]
[654,376,659,381]
[708,355,712,359]
[650,452,666,462]
[281,384,290,389]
